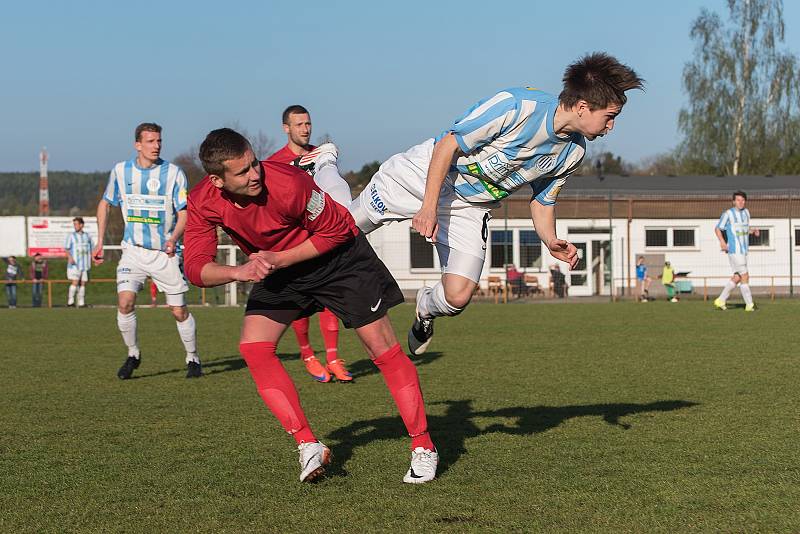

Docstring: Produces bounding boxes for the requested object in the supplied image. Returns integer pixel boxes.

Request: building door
[567,233,610,296]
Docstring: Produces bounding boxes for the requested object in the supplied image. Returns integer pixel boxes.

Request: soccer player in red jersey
[266,105,351,383]
[183,128,437,484]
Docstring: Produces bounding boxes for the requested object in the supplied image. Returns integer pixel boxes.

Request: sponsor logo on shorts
[478,179,509,200]
[117,267,132,274]
[368,183,387,215]
[535,154,557,173]
[306,189,325,221]
[370,298,382,312]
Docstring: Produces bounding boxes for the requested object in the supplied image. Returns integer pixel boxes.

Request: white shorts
[67,265,89,282]
[117,243,189,306]
[350,138,494,282]
[728,253,748,275]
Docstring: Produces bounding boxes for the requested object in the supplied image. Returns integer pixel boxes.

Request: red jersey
[183,161,359,287]
[266,143,316,165]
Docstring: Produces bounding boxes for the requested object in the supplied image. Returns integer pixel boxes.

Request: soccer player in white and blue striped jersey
[94,122,202,379]
[65,217,94,307]
[350,52,644,355]
[714,191,759,311]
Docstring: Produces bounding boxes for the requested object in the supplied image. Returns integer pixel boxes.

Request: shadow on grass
[326,399,698,478]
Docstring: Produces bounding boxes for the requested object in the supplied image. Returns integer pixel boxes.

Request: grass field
[2,301,799,532]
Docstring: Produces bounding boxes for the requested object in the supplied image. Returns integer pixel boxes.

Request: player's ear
[209,174,225,190]
[282,123,290,135]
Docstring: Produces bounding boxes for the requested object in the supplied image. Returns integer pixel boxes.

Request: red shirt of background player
[267,143,316,165]
[182,161,358,287]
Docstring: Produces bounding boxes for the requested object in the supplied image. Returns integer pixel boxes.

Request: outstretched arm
[530,201,578,269]
[411,132,459,241]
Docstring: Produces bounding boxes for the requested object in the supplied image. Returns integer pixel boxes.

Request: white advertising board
[27,216,99,257]
[0,216,27,256]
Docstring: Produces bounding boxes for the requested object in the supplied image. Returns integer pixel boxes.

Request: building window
[519,230,542,269]
[749,228,770,248]
[409,229,434,268]
[673,229,696,247]
[645,229,668,247]
[795,228,800,247]
[490,230,513,268]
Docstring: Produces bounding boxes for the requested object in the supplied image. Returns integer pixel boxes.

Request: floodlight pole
[790,191,794,296]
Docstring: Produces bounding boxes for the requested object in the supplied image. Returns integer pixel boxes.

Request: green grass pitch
[2,301,799,532]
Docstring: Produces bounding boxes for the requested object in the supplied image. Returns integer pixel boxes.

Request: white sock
[718,280,736,302]
[417,283,463,319]
[176,313,199,363]
[117,311,140,357]
[314,165,353,207]
[68,285,77,305]
[740,284,754,306]
[77,286,86,306]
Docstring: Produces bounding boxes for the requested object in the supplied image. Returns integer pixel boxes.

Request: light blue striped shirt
[103,158,188,250]
[65,231,94,271]
[716,207,751,254]
[438,87,586,205]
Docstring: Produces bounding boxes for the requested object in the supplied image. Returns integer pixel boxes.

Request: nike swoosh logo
[370,299,382,312]
[409,468,422,478]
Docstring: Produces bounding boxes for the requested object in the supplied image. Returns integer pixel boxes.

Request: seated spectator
[505,264,525,298]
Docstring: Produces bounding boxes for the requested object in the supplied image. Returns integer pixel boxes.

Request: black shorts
[245,233,405,328]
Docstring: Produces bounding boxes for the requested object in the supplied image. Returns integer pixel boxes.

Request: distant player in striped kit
[65,216,94,307]
[267,105,352,383]
[349,53,643,355]
[714,190,759,312]
[94,122,202,379]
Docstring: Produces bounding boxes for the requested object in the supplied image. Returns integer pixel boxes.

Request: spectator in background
[30,253,48,307]
[5,256,21,308]
[661,261,678,303]
[505,264,525,298]
[635,256,651,302]
[150,278,158,307]
[549,264,568,298]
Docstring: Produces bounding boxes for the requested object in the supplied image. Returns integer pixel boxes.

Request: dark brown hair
[199,128,252,176]
[559,52,644,110]
[135,122,162,142]
[282,105,309,125]
[73,216,84,224]
[733,190,747,200]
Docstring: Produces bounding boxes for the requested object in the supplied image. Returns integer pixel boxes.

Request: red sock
[372,343,434,451]
[291,317,314,359]
[239,341,316,444]
[319,308,340,363]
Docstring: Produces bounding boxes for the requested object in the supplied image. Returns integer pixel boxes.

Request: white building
[364,175,800,298]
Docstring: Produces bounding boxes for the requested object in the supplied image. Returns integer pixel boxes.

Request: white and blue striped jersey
[103,158,188,250]
[65,231,94,271]
[716,207,751,254]
[438,87,586,205]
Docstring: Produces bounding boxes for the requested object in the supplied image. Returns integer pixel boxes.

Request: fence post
[47,280,52,308]
[608,190,613,302]
[226,246,238,306]
[789,191,794,297]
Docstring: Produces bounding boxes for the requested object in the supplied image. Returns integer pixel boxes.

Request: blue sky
[2,0,799,173]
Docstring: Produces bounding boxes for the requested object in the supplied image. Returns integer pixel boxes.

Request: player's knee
[171,305,188,321]
[118,301,135,314]
[443,286,472,311]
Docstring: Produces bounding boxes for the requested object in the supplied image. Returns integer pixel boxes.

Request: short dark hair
[559,52,644,110]
[199,128,252,176]
[73,216,84,224]
[733,190,747,200]
[33,253,41,258]
[135,122,162,142]
[282,105,310,125]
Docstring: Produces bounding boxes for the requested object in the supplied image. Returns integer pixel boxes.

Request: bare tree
[678,0,799,175]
